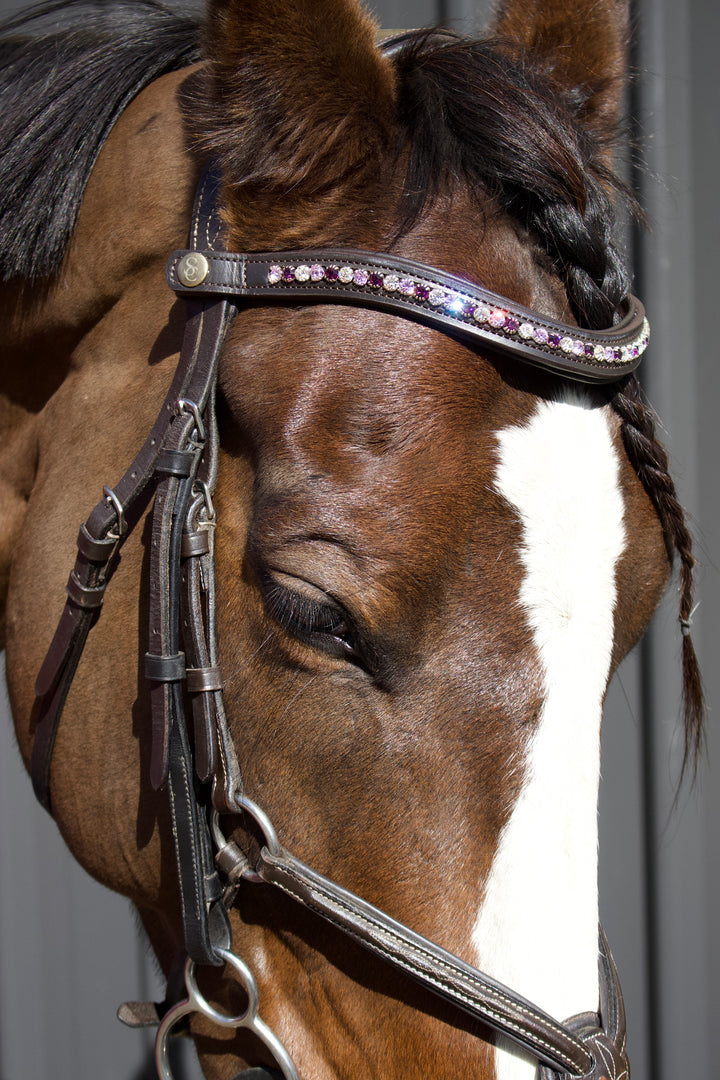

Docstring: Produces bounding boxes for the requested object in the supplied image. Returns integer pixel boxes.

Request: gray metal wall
[0,1,717,1077]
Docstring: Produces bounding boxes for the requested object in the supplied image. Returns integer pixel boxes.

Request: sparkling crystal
[446,295,465,315]
[504,316,520,333]
[629,344,639,359]
[399,277,415,295]
[294,264,311,282]
[429,288,447,306]
[339,266,354,283]
[533,326,550,345]
[488,308,507,328]
[353,269,369,286]
[594,344,606,360]
[519,322,534,339]
[605,346,615,361]
[384,274,400,291]
[268,265,283,284]
[572,340,585,356]
[324,266,340,281]
[368,273,384,288]
[310,263,325,281]
[560,336,574,353]
[473,303,490,323]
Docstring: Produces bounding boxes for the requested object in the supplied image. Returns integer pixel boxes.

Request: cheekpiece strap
[167,247,649,384]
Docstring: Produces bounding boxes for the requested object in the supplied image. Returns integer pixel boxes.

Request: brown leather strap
[255,843,596,1075]
[166,247,648,384]
[539,930,629,1080]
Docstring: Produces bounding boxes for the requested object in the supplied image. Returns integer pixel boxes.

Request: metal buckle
[103,484,126,540]
[177,397,206,444]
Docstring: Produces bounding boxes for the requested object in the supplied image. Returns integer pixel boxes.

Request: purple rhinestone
[504,316,520,333]
[414,284,430,301]
[282,267,295,282]
[462,301,476,318]
[548,333,562,348]
[533,326,549,345]
[324,266,340,282]
[353,269,369,286]
[630,344,639,358]
[585,343,595,358]
[614,347,623,361]
[368,273,384,288]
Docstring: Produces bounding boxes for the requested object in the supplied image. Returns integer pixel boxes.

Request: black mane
[0,0,201,284]
[392,30,635,331]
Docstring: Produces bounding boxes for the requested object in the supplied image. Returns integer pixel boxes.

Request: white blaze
[472,396,625,1080]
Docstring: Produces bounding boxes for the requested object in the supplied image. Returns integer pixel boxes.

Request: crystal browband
[167,247,649,384]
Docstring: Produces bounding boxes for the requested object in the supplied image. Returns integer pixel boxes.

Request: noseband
[31,163,636,1080]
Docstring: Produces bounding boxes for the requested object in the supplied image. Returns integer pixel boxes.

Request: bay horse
[0,1,703,1078]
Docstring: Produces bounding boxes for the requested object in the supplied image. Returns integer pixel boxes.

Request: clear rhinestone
[519,322,534,339]
[294,264,311,282]
[560,336,574,353]
[473,303,490,323]
[446,295,465,315]
[339,266,354,283]
[384,274,400,292]
[533,326,549,345]
[268,265,283,284]
[594,344,605,360]
[572,340,585,356]
[429,288,447,306]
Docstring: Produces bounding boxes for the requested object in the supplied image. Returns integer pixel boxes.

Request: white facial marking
[472,394,626,1080]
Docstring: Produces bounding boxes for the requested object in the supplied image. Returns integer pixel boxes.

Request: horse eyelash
[262,576,351,642]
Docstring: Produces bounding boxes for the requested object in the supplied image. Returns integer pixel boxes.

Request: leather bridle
[31,163,635,1080]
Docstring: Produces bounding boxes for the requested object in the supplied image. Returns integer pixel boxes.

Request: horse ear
[188,0,397,248]
[492,0,629,142]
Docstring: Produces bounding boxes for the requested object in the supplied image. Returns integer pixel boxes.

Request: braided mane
[390,30,703,773]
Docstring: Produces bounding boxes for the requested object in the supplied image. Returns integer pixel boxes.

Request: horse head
[0,1,702,1078]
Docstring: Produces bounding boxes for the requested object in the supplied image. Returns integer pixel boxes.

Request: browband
[167,246,649,384]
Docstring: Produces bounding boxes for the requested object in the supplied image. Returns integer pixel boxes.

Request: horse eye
[261,573,354,656]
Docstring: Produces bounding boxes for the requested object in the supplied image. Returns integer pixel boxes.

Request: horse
[0,1,704,1078]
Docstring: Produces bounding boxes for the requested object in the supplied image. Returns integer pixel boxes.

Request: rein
[31,163,634,1080]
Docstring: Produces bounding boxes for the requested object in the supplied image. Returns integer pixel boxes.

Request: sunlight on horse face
[195,199,666,1080]
[0,0,684,1076]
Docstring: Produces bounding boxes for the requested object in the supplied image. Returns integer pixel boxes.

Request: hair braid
[611,375,705,778]
[394,32,704,777]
